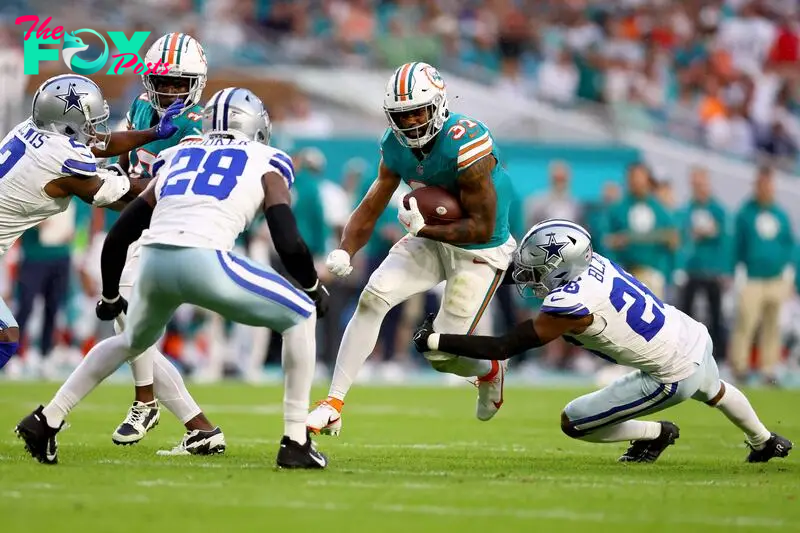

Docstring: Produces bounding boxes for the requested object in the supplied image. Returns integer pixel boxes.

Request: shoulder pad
[539,282,590,317]
[268,149,295,189]
[60,137,97,177]
[379,128,401,171]
[442,116,493,172]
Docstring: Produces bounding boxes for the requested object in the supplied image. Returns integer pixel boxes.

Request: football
[403,186,463,225]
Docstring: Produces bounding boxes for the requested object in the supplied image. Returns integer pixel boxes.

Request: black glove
[303,282,330,318]
[412,313,436,353]
[96,294,128,321]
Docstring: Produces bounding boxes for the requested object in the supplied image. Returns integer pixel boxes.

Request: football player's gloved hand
[398,196,426,236]
[412,313,436,353]
[155,100,185,139]
[103,163,127,177]
[326,249,353,277]
[96,294,128,321]
[303,281,330,318]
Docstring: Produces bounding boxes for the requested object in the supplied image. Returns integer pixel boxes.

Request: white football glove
[326,249,353,277]
[398,196,426,236]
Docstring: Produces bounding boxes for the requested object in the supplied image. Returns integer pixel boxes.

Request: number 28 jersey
[139,136,295,251]
[540,253,708,383]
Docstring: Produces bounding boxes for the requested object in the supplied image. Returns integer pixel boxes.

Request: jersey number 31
[609,265,665,342]
[160,147,247,200]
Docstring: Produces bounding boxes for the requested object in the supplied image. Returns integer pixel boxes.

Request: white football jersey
[540,253,707,383]
[0,119,97,256]
[140,135,295,251]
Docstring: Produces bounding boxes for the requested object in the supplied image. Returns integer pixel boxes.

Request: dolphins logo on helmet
[62,30,109,75]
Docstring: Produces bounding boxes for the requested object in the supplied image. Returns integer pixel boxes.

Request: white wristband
[101,294,120,304]
[427,333,440,351]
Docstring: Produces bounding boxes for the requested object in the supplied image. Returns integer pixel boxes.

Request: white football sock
[42,335,135,428]
[282,313,317,445]
[714,381,771,449]
[114,312,155,387]
[153,350,202,423]
[129,348,156,386]
[328,293,391,401]
[578,420,662,443]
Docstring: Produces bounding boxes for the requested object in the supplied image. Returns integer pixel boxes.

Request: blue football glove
[155,100,185,139]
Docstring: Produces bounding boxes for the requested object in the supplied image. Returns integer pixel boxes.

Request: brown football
[403,186,464,225]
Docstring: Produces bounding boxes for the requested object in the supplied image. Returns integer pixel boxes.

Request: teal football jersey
[380,112,512,250]
[126,93,203,177]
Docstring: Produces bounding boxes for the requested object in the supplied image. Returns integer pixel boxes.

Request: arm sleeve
[101,197,153,298]
[265,203,318,289]
[437,319,542,360]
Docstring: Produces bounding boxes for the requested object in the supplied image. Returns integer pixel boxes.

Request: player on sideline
[0,73,185,371]
[16,88,330,469]
[307,62,515,436]
[412,219,793,463]
[103,32,224,455]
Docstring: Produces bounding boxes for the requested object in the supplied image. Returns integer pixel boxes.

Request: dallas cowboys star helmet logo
[537,233,568,262]
[55,84,88,115]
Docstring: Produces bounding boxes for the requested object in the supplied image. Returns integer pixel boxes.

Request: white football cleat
[156,427,226,456]
[306,399,343,436]
[476,360,506,421]
[112,400,160,445]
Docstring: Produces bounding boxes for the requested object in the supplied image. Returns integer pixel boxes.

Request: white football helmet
[513,219,594,298]
[383,62,449,148]
[142,33,208,115]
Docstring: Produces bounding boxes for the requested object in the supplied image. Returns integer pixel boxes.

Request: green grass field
[0,382,798,532]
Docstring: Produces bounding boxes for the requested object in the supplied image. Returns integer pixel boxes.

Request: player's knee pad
[0,340,19,369]
[361,277,396,313]
[560,411,586,439]
[442,271,484,319]
[425,355,456,372]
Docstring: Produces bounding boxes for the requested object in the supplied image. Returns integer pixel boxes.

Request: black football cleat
[276,434,328,469]
[747,433,792,463]
[15,405,62,465]
[619,421,680,463]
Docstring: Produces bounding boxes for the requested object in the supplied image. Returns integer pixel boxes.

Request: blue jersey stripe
[269,152,295,187]
[61,158,97,176]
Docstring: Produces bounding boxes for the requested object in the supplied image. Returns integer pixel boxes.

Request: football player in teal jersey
[102,33,225,455]
[308,62,516,436]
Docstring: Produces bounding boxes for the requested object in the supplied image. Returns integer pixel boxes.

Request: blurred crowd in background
[0,0,800,385]
[6,0,798,169]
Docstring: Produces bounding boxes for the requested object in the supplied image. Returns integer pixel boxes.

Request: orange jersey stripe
[458,145,493,170]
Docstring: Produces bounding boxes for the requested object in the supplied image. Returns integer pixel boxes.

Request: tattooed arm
[417,156,497,245]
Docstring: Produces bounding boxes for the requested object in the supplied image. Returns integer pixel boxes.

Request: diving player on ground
[307,62,516,435]
[0,73,184,371]
[412,218,793,463]
[16,88,330,468]
[103,32,225,456]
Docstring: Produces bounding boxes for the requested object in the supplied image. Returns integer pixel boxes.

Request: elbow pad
[93,169,131,207]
